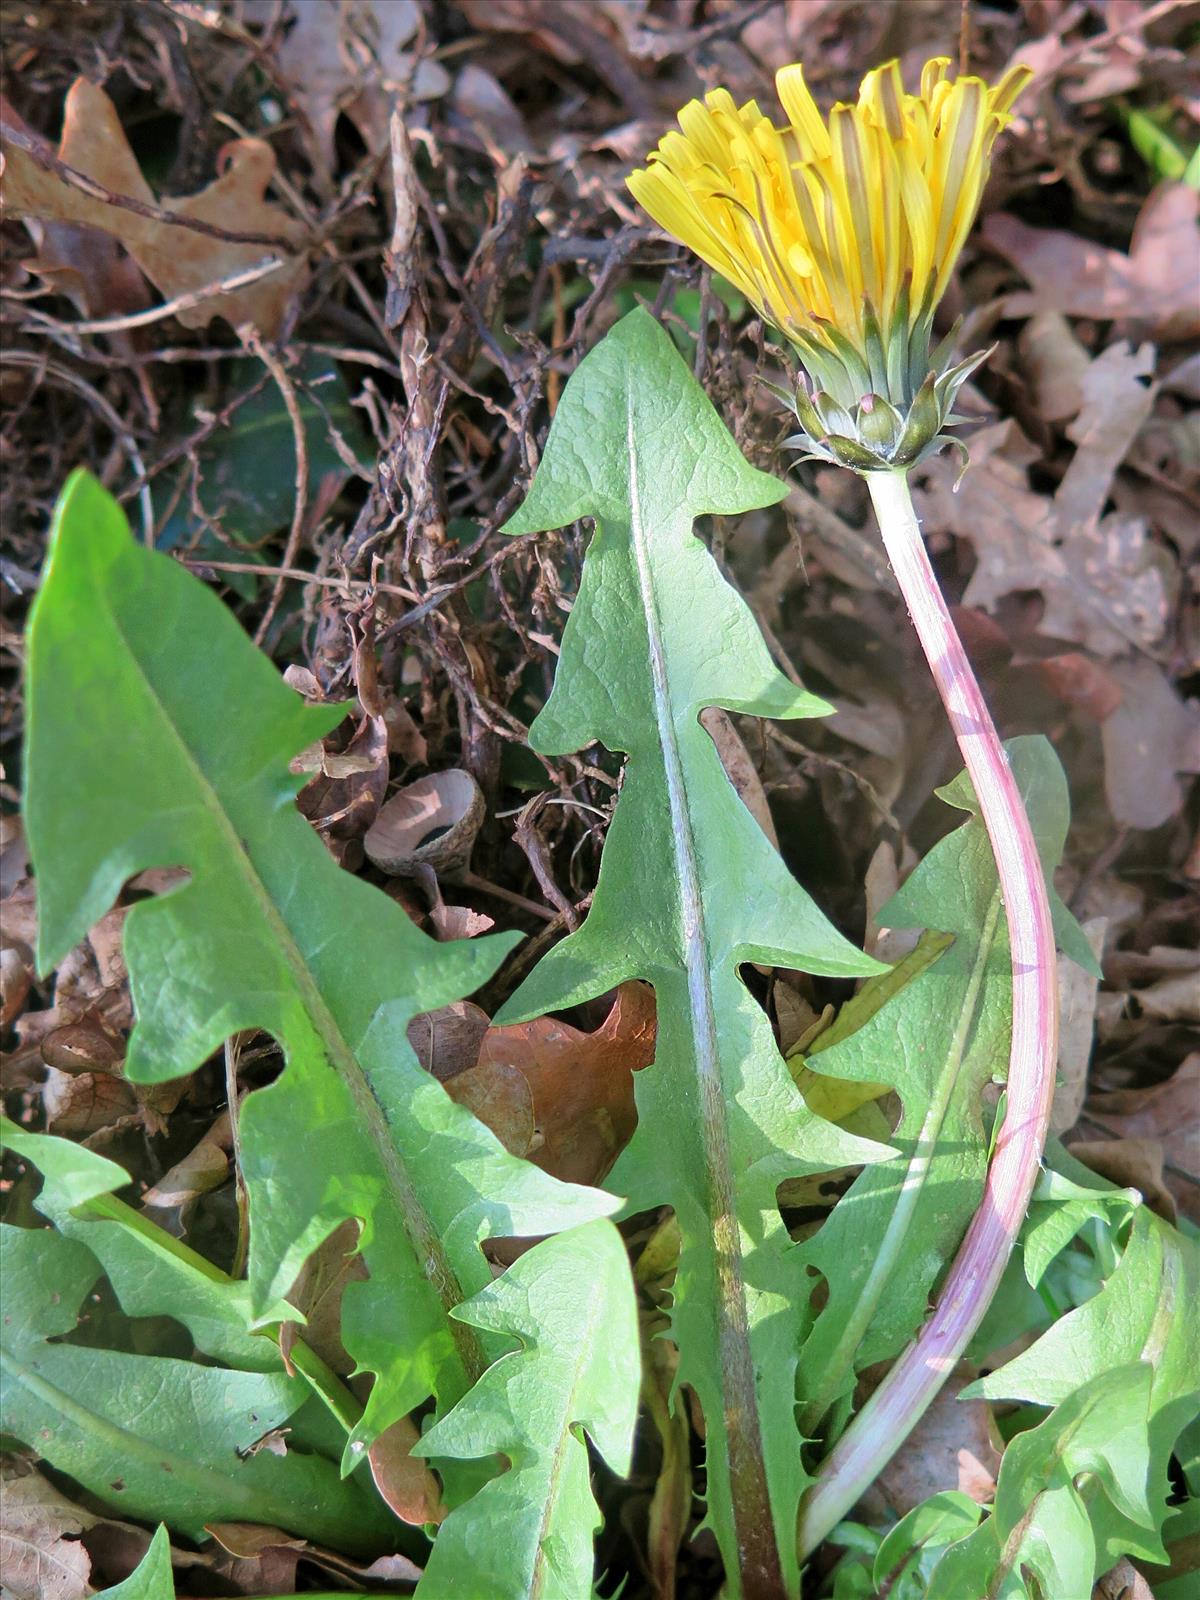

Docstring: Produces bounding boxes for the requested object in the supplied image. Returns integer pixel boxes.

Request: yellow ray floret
[628,57,1031,360]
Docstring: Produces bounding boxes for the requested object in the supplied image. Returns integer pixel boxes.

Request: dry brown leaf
[141,1112,232,1234]
[1084,1054,1200,1222]
[408,1000,491,1080]
[40,1019,125,1075]
[1,79,307,336]
[202,1516,424,1590]
[701,706,778,848]
[1093,1557,1156,1600]
[0,1463,97,1600]
[367,1413,446,1526]
[0,944,31,1030]
[1034,653,1124,724]
[42,1068,137,1137]
[297,712,389,849]
[916,415,1169,658]
[247,0,449,177]
[1052,342,1156,537]
[281,1218,365,1377]
[985,183,1200,341]
[1018,311,1092,424]
[180,1515,423,1594]
[21,217,149,327]
[1100,658,1200,831]
[429,902,495,940]
[475,982,655,1185]
[200,1522,308,1596]
[452,63,532,158]
[444,1056,536,1156]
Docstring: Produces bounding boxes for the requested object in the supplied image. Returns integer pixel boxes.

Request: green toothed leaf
[415,1220,639,1599]
[23,472,617,1481]
[794,737,1096,1435]
[0,1224,391,1551]
[925,1207,1200,1597]
[497,307,889,1596]
[0,1118,288,1373]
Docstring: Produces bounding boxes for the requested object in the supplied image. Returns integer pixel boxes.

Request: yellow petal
[776,64,832,161]
[991,63,1034,117]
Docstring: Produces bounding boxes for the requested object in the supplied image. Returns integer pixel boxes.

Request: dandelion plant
[630,55,1061,1545]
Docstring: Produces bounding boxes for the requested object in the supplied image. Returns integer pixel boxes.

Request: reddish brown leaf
[367,1414,446,1526]
[476,982,655,1185]
[1084,1054,1200,1222]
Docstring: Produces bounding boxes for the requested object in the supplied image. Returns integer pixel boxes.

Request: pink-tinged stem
[799,468,1060,1556]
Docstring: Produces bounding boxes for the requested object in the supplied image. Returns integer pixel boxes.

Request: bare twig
[1,349,154,542]
[21,257,285,336]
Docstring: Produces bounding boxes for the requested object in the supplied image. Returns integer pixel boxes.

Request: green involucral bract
[496,307,892,1597]
[793,736,1097,1435]
[22,472,618,1481]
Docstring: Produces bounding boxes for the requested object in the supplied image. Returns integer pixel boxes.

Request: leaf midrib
[624,389,780,1589]
[106,578,485,1384]
[1,1350,301,1534]
[529,1289,604,1600]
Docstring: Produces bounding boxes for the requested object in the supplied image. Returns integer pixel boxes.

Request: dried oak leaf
[916,402,1168,658]
[474,981,656,1186]
[1,79,307,336]
[1099,657,1200,831]
[984,182,1200,341]
[0,94,149,326]
[1083,1054,1199,1222]
[444,1057,535,1157]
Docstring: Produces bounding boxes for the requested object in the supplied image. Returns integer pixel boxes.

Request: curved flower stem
[798,467,1060,1557]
